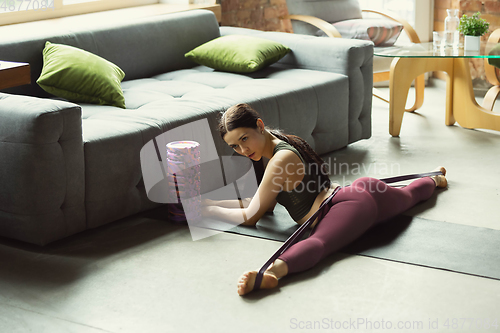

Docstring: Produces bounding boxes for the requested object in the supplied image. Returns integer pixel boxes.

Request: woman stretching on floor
[202,103,447,296]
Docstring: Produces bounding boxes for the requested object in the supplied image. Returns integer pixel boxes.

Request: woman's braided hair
[218,103,331,191]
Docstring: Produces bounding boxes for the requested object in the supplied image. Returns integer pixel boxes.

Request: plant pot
[464,35,481,51]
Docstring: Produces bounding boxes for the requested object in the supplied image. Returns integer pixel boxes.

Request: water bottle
[444,9,460,48]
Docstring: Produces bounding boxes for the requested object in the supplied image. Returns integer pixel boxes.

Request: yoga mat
[202,203,500,280]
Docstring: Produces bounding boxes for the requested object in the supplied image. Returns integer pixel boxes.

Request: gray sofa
[0,9,373,245]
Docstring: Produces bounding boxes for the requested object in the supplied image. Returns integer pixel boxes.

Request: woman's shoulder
[270,141,304,171]
[272,140,289,152]
[272,140,304,163]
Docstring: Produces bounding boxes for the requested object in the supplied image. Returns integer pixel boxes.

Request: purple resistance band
[252,170,444,291]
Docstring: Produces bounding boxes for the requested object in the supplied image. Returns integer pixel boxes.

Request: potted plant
[458,12,490,51]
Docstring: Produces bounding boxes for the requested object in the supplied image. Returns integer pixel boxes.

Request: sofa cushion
[184,35,290,73]
[37,42,126,108]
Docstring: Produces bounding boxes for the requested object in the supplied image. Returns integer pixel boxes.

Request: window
[0,0,156,26]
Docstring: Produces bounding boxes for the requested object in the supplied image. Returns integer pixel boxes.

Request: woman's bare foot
[431,166,447,188]
[237,271,279,296]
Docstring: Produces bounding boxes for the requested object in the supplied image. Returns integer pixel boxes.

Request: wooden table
[0,61,31,90]
[375,43,500,136]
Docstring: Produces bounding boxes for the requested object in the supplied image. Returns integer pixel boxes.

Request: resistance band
[252,170,444,291]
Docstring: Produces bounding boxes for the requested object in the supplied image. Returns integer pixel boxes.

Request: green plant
[458,12,490,36]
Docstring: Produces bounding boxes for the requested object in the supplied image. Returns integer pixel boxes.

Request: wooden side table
[0,61,31,90]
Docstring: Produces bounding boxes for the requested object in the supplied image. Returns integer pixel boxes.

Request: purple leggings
[278,177,436,274]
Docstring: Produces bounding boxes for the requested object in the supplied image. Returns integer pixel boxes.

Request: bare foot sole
[237,271,279,296]
[431,166,447,188]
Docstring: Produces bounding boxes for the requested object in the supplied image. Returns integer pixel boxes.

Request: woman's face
[223,126,265,161]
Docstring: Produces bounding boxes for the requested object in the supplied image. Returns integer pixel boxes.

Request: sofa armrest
[0,93,86,245]
[219,26,373,143]
[0,93,82,144]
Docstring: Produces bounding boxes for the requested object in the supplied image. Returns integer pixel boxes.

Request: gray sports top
[273,141,323,221]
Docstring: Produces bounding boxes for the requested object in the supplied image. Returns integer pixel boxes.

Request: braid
[268,129,331,191]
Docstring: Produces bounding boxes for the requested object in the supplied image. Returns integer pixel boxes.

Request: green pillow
[37,41,126,108]
[185,35,290,73]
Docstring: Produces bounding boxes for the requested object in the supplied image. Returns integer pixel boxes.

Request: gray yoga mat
[203,203,500,280]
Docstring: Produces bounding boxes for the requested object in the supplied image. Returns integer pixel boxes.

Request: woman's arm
[205,198,276,212]
[203,198,278,213]
[202,205,254,226]
[202,153,293,226]
[266,199,277,213]
[204,198,251,209]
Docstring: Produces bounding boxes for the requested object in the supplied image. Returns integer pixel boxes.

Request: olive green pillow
[185,35,290,73]
[37,41,126,108]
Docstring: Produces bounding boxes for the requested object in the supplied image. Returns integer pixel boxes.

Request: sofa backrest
[0,9,220,97]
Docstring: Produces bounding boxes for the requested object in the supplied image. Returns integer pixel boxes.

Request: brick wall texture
[435,0,500,88]
[219,0,292,32]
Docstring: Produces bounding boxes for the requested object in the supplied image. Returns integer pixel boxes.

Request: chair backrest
[286,0,362,35]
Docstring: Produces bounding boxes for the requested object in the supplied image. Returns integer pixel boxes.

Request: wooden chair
[284,0,424,112]
[482,29,500,111]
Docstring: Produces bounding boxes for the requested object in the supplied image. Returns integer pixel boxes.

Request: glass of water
[433,31,445,50]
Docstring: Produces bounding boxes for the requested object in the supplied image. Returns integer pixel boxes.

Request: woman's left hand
[202,198,216,206]
[201,205,217,218]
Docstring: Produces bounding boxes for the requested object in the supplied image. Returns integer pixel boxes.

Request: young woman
[202,103,447,296]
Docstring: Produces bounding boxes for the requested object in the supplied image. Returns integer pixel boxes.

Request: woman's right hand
[202,198,217,206]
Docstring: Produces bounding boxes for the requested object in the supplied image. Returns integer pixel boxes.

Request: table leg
[404,74,425,112]
[389,57,454,136]
[445,65,455,126]
[482,86,500,111]
[453,58,500,131]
